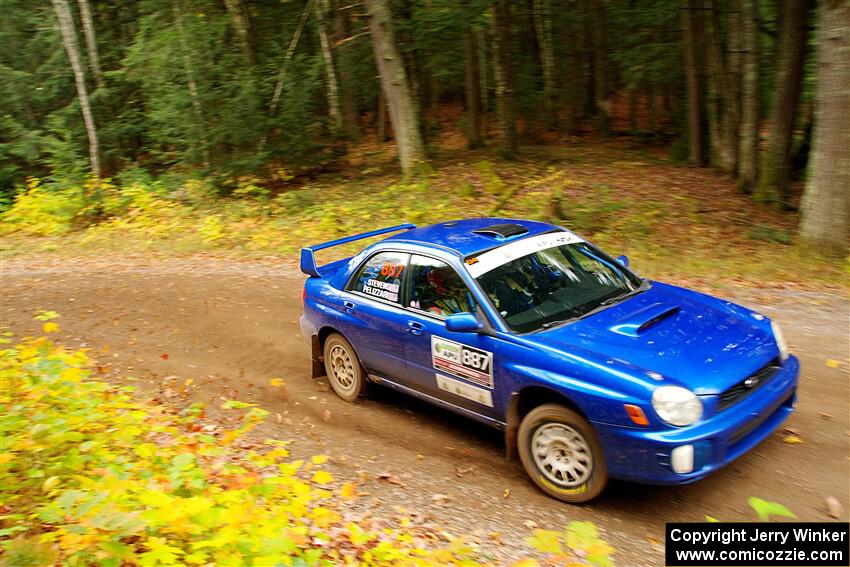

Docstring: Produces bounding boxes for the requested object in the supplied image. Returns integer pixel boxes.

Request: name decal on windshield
[465,232,584,278]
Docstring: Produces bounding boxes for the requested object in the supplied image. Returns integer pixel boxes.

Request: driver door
[400,254,502,418]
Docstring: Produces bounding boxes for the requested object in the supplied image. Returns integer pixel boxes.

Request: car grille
[717,358,781,411]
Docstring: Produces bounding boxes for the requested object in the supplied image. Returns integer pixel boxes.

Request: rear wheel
[517,403,607,503]
[323,333,366,402]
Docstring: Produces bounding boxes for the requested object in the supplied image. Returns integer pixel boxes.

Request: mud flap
[311,333,326,379]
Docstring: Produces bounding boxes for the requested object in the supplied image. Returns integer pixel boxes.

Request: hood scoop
[609,302,681,337]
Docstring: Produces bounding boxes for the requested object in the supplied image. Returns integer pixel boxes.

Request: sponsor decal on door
[435,374,494,407]
[431,336,494,389]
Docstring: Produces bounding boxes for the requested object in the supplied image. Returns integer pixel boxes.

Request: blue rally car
[299,219,799,502]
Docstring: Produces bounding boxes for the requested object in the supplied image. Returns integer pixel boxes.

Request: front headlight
[652,386,703,426]
[771,320,789,362]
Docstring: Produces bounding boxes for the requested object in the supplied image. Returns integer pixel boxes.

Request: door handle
[407,321,424,335]
[343,300,356,313]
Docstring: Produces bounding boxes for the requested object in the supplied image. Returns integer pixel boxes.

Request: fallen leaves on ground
[378,472,404,486]
[455,465,475,477]
[825,497,843,519]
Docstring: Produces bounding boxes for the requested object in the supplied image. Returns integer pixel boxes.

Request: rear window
[348,251,409,304]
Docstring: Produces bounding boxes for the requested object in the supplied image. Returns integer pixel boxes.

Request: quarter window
[408,255,476,317]
[349,251,409,304]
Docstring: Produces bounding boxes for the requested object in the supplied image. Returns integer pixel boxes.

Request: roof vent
[472,223,528,239]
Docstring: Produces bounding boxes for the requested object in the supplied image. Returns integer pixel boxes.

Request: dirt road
[2,255,848,566]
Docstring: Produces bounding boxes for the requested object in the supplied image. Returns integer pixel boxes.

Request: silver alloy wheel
[531,422,593,487]
[328,344,356,395]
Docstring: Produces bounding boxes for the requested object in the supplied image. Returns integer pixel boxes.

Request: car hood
[529,282,778,395]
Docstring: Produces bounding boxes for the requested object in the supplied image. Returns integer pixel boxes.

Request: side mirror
[616,255,630,268]
[444,312,482,333]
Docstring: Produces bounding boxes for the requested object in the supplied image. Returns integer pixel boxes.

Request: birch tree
[223,0,254,65]
[76,0,103,88]
[315,0,342,134]
[51,0,100,178]
[173,0,210,168]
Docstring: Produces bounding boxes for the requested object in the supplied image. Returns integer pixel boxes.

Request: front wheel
[517,403,607,503]
[322,333,367,402]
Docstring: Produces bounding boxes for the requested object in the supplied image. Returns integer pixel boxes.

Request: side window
[408,255,476,318]
[348,251,408,304]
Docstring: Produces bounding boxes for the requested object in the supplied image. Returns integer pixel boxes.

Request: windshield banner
[464,231,584,278]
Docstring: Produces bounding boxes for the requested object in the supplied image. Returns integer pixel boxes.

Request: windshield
[472,238,644,333]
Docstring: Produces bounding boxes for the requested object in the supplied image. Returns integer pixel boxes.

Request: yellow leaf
[339,482,357,499]
[269,378,285,387]
[42,476,61,491]
[783,435,803,444]
[312,470,334,485]
[826,359,841,368]
[511,560,541,567]
[43,322,60,333]
[503,488,510,498]
[311,455,328,465]
[60,367,83,382]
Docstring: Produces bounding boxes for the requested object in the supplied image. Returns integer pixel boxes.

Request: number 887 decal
[431,336,494,389]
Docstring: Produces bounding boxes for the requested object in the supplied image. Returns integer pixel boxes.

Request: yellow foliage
[4,329,563,566]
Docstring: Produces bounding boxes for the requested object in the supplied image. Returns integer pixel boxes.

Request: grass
[1,138,846,292]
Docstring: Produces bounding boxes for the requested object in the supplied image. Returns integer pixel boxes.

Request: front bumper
[595,355,800,484]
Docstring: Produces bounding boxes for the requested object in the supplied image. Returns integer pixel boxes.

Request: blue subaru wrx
[299,219,799,502]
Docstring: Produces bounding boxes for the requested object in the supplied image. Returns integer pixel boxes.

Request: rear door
[400,254,502,418]
[338,251,410,383]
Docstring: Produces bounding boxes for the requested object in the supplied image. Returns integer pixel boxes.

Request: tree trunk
[725,0,742,173]
[682,0,707,165]
[333,0,361,139]
[223,0,254,65]
[703,0,736,172]
[173,0,210,168]
[754,0,811,207]
[628,90,638,132]
[492,0,517,158]
[800,0,849,253]
[477,29,489,136]
[737,0,759,192]
[269,0,313,116]
[377,85,389,141]
[464,29,483,148]
[590,0,610,134]
[364,0,426,174]
[51,0,100,178]
[315,0,342,134]
[582,0,595,118]
[76,0,103,89]
[533,0,556,129]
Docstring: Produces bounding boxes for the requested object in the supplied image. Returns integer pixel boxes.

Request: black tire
[517,403,607,503]
[322,333,366,402]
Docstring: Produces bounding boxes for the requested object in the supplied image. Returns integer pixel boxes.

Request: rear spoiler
[299,223,416,277]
